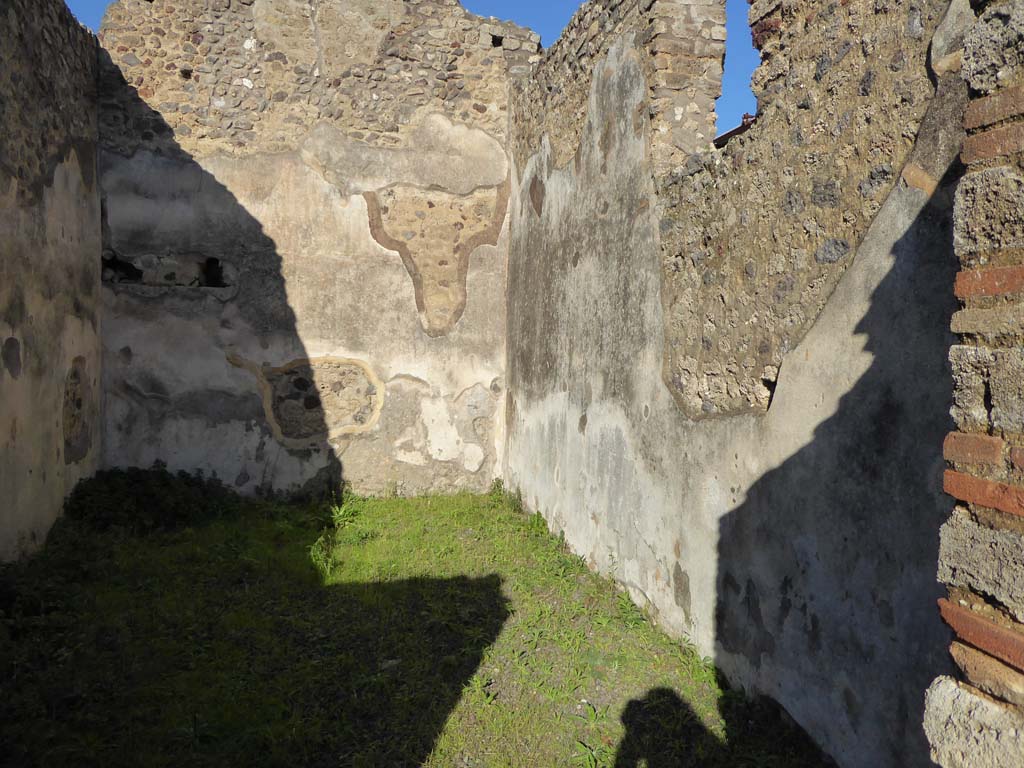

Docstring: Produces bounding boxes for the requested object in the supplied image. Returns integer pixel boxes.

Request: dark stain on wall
[529,173,545,216]
[2,337,22,379]
[63,356,92,464]
[672,563,692,628]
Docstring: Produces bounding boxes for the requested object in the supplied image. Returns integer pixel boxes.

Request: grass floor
[0,469,828,767]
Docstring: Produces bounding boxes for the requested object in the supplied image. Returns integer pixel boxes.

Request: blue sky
[66,0,757,131]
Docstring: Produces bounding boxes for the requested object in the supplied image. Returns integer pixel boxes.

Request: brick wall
[925,1,1024,763]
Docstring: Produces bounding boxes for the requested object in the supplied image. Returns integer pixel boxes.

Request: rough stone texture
[924,677,1024,767]
[940,507,1024,622]
[963,3,1024,95]
[505,18,962,767]
[656,0,955,418]
[97,0,539,156]
[950,345,1024,435]
[509,0,725,177]
[954,167,1024,266]
[928,6,1024,760]
[97,0,525,496]
[0,0,102,560]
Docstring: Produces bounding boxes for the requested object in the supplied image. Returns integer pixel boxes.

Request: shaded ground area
[0,470,828,767]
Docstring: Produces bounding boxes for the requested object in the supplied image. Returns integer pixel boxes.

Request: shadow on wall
[714,156,962,762]
[97,49,343,496]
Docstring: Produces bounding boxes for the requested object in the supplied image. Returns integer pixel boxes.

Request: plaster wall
[505,1,970,763]
[97,0,536,495]
[0,0,102,559]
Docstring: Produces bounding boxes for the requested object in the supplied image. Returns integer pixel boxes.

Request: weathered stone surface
[100,143,507,496]
[954,167,1024,264]
[0,0,102,560]
[656,0,949,418]
[99,0,537,158]
[930,0,974,70]
[939,508,1024,622]
[964,4,1024,94]
[924,677,1024,767]
[952,303,1024,337]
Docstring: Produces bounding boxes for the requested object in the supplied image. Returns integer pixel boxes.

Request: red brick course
[944,432,1005,465]
[954,266,1024,299]
[965,85,1024,131]
[944,470,1024,518]
[939,599,1024,675]
[962,122,1024,165]
[1013,447,1024,471]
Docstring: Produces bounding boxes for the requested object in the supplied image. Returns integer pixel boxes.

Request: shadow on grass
[613,686,831,768]
[0,472,509,768]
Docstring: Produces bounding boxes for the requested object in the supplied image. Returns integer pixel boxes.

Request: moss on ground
[0,469,828,767]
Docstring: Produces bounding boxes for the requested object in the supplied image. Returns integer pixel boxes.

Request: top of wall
[658,0,953,418]
[0,0,98,204]
[510,0,726,174]
[98,0,540,158]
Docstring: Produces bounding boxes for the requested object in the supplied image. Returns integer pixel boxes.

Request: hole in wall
[179,67,193,80]
[490,34,504,48]
[714,0,760,142]
[102,252,144,283]
[200,257,227,288]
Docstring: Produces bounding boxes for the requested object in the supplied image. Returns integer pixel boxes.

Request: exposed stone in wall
[98,0,538,157]
[659,0,949,417]
[924,677,1024,767]
[0,0,98,204]
[227,353,385,447]
[0,0,102,560]
[510,0,724,175]
[97,0,523,496]
[364,181,510,336]
[926,0,1024,761]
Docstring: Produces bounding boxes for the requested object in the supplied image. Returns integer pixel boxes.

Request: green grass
[0,470,828,767]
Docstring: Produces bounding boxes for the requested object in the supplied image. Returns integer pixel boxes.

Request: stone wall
[660,0,953,418]
[505,0,969,764]
[925,1,1024,764]
[96,0,538,496]
[510,0,725,176]
[0,0,102,559]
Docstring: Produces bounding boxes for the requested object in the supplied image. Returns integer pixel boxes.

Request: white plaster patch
[396,449,428,466]
[463,443,486,473]
[420,397,463,462]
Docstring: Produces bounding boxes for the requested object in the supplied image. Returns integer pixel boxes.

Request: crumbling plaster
[504,2,968,762]
[0,0,102,560]
[97,0,533,496]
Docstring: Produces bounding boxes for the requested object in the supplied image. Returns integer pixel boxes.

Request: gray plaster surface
[505,35,960,768]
